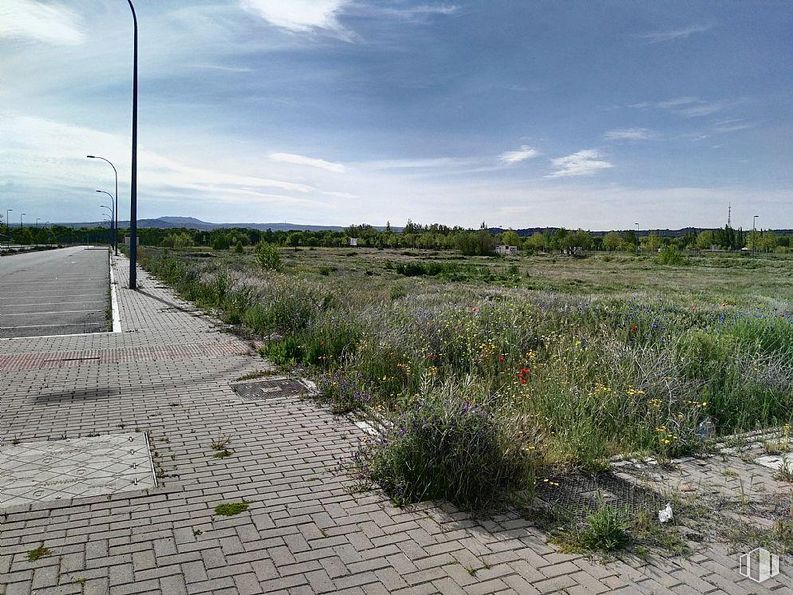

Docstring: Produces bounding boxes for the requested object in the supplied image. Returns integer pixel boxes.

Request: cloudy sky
[1,1,792,229]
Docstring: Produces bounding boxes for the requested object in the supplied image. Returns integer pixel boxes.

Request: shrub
[317,370,372,414]
[255,242,282,271]
[656,245,684,265]
[358,393,538,511]
[161,232,194,248]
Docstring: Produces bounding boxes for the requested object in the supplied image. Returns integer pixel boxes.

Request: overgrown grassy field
[140,246,793,514]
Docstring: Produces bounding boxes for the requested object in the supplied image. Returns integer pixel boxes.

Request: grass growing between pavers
[214,501,249,516]
[550,499,690,559]
[235,369,276,381]
[26,544,51,562]
[139,246,793,530]
[724,518,793,556]
[210,436,233,459]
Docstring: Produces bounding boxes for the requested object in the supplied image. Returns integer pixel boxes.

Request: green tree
[642,232,662,253]
[255,242,282,271]
[758,231,778,252]
[602,231,623,251]
[525,232,546,252]
[500,230,522,247]
[695,230,716,250]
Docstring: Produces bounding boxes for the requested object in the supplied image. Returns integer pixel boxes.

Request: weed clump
[27,544,51,562]
[356,393,539,512]
[214,501,249,516]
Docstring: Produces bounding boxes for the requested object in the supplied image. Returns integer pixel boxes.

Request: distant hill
[55,217,345,232]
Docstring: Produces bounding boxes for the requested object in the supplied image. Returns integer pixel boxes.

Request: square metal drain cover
[0,433,156,510]
[231,377,314,401]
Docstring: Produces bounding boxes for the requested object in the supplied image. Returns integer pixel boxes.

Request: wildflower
[518,367,531,384]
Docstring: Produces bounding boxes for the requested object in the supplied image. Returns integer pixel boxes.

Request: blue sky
[1,0,792,229]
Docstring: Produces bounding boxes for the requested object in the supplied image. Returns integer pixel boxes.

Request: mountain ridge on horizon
[52,216,792,237]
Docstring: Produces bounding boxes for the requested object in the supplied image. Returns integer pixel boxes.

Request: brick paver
[0,252,789,593]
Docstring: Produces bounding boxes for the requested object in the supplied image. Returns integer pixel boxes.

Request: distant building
[496,245,518,256]
[348,237,358,247]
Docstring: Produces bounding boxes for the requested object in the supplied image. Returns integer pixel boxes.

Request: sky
[1,0,792,230]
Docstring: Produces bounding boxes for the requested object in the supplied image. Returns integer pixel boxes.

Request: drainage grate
[534,471,664,522]
[230,377,315,401]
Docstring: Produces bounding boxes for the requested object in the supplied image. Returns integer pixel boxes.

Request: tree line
[1,219,789,255]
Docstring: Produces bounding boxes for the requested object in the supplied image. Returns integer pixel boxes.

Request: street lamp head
[87,155,95,159]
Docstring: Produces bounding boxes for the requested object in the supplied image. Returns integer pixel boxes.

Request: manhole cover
[231,377,314,401]
[0,433,156,510]
[535,471,664,521]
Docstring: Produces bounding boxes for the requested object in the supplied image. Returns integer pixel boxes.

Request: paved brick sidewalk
[0,254,787,593]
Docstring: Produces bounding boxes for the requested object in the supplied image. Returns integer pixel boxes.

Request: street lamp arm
[87,155,119,255]
[87,155,118,177]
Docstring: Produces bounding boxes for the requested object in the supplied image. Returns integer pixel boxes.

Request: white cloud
[631,97,738,118]
[604,128,657,141]
[324,191,358,199]
[711,119,753,134]
[499,145,540,164]
[0,0,85,45]
[375,4,459,19]
[270,152,346,173]
[637,24,711,44]
[239,0,350,33]
[547,150,613,178]
[361,157,479,170]
[656,97,727,118]
[0,112,315,204]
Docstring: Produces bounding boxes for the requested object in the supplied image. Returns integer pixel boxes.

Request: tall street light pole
[96,190,115,249]
[101,207,113,246]
[20,213,26,228]
[5,209,11,249]
[752,215,759,255]
[634,222,639,255]
[86,156,119,255]
[127,0,139,289]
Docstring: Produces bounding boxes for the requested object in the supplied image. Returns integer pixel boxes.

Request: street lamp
[97,190,115,249]
[4,209,11,249]
[752,215,759,255]
[634,222,640,254]
[127,0,139,289]
[20,212,26,228]
[101,210,113,246]
[87,156,118,255]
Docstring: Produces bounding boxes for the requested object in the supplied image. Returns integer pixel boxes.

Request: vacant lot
[140,246,793,516]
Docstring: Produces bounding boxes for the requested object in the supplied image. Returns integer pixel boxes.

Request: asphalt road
[0,246,111,338]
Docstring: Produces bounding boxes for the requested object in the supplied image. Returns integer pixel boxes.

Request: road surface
[0,246,110,338]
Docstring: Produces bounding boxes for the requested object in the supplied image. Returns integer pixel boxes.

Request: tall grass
[140,248,793,510]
